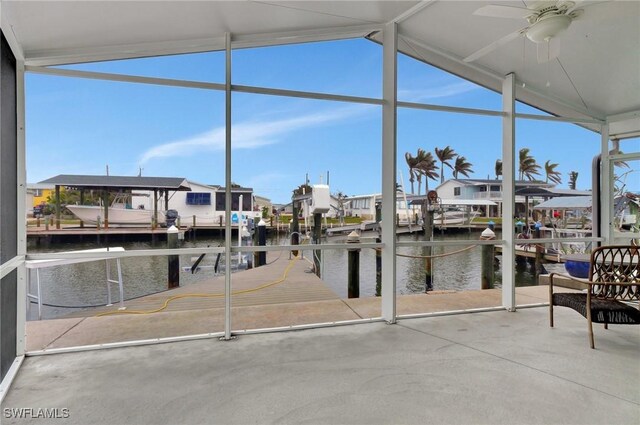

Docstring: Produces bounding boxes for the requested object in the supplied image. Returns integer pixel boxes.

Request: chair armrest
[549,272,590,290]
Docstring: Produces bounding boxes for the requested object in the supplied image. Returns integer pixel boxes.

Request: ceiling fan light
[526,14,571,43]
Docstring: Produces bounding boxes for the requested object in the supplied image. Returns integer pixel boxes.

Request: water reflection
[27,231,534,319]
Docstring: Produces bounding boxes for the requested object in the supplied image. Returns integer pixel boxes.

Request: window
[216,193,251,210]
[479,186,487,192]
[490,185,501,192]
[186,192,211,205]
[34,189,42,197]
[454,187,460,196]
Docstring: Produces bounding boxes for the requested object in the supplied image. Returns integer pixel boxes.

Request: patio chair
[549,245,640,349]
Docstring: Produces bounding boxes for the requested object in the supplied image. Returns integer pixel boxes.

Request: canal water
[27,231,537,320]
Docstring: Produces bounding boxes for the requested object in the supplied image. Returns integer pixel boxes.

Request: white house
[434,179,589,217]
[132,181,259,226]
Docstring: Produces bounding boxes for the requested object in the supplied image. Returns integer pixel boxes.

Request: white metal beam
[381,21,397,323]
[601,123,612,244]
[16,59,26,356]
[24,24,381,67]
[0,8,25,62]
[223,32,232,340]
[501,73,516,312]
[390,1,438,24]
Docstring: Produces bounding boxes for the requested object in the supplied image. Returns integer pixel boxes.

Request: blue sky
[26,38,636,203]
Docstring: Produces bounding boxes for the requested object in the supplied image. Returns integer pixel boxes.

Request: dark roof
[217,186,253,192]
[449,179,552,187]
[38,174,191,191]
[515,187,591,197]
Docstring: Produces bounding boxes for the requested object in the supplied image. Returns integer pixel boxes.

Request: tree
[405,152,419,194]
[568,171,578,190]
[453,156,474,179]
[495,159,502,179]
[416,151,439,193]
[544,160,562,185]
[407,148,429,195]
[435,146,457,183]
[518,148,541,181]
[292,184,313,197]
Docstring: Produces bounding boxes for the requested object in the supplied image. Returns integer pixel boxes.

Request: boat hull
[66,205,164,226]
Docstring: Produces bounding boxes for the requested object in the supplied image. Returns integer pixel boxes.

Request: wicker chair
[549,245,640,349]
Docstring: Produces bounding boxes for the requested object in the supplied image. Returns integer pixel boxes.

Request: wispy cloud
[398,81,479,103]
[139,105,369,164]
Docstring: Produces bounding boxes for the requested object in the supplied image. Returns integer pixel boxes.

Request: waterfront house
[434,179,590,218]
[131,180,259,226]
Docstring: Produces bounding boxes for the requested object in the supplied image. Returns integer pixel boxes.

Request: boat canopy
[410,198,496,207]
[533,196,591,210]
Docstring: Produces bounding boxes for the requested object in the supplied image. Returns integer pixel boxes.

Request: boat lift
[25,247,126,320]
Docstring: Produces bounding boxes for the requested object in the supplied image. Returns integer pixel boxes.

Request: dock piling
[313,212,322,278]
[347,231,360,298]
[375,236,381,297]
[257,219,266,267]
[481,225,496,289]
[167,225,180,289]
[292,202,300,257]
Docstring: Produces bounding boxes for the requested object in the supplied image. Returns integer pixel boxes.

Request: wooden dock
[63,252,338,318]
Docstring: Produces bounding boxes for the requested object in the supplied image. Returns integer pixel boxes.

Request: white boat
[66,204,165,226]
[66,194,165,226]
[433,208,479,226]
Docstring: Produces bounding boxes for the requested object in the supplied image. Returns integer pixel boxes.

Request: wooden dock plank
[62,254,339,318]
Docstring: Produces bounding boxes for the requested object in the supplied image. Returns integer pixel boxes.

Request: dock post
[292,201,300,257]
[376,235,382,297]
[102,190,109,229]
[257,219,267,267]
[313,212,322,278]
[167,225,180,289]
[177,215,181,229]
[55,185,61,229]
[347,231,360,298]
[96,215,101,230]
[480,225,496,289]
[534,221,545,278]
[80,190,85,228]
[423,200,434,292]
[45,216,49,231]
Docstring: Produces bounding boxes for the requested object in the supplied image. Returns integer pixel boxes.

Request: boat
[433,207,479,226]
[66,193,165,226]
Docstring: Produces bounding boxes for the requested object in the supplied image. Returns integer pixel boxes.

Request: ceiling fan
[463,1,601,63]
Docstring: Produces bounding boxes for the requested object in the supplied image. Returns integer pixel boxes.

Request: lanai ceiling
[1,1,639,137]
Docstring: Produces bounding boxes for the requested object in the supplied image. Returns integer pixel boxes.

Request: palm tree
[518,148,541,181]
[568,171,578,190]
[453,156,473,179]
[435,146,457,183]
[404,152,419,194]
[495,159,502,179]
[416,151,439,193]
[544,160,562,185]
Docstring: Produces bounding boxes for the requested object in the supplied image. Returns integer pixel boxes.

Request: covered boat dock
[37,174,191,229]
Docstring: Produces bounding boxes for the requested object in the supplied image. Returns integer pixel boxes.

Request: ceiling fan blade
[567,0,610,14]
[464,27,527,63]
[473,4,535,19]
[537,38,561,63]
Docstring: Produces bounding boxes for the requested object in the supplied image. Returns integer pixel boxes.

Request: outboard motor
[165,209,179,228]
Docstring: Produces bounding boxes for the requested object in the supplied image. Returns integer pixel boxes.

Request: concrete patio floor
[3,307,639,425]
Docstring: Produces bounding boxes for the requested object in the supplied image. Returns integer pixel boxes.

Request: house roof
[3,1,638,139]
[38,174,191,191]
